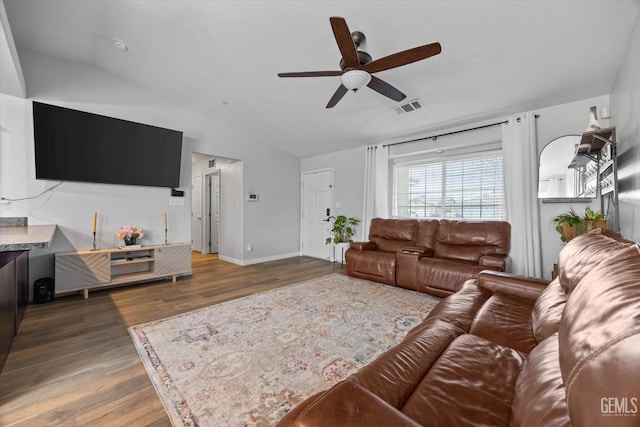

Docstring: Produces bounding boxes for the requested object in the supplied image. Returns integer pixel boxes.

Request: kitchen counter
[0,224,57,251]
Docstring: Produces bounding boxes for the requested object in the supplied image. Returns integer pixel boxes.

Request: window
[392,152,504,220]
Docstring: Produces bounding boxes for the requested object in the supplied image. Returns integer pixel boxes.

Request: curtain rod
[382,120,509,148]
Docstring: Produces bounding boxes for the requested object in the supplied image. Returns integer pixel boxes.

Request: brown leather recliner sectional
[346,218,511,297]
[279,229,640,426]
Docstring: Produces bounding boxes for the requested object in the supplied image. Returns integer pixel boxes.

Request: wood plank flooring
[0,253,341,426]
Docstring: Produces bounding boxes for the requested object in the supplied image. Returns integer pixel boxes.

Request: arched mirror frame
[538,134,595,202]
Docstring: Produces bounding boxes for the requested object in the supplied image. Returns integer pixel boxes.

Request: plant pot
[561,219,607,242]
[334,242,350,264]
[586,219,607,232]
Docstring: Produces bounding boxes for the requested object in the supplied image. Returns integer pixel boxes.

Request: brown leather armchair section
[345,218,418,286]
[279,230,640,426]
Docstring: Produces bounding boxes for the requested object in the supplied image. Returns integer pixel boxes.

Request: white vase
[587,106,601,131]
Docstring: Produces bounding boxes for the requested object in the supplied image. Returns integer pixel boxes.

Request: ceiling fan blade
[367,75,406,102]
[278,71,343,78]
[326,84,348,108]
[330,17,360,69]
[364,42,441,74]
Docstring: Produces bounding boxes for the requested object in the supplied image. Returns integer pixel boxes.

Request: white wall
[0,51,302,288]
[611,13,640,242]
[301,146,366,241]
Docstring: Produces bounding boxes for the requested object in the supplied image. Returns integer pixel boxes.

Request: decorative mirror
[538,135,594,201]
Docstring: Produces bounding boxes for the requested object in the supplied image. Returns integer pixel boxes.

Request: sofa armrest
[400,245,434,256]
[477,270,550,301]
[479,254,508,271]
[277,381,421,427]
[350,241,377,251]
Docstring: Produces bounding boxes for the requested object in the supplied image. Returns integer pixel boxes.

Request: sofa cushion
[400,334,526,426]
[369,218,418,252]
[424,280,491,331]
[416,257,486,295]
[349,320,465,409]
[433,220,510,262]
[531,277,567,343]
[345,250,397,286]
[278,380,422,427]
[557,228,631,294]
[511,333,570,427]
[414,219,439,249]
[469,291,538,354]
[559,244,640,426]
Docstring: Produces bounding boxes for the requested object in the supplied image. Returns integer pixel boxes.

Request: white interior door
[191,174,203,251]
[301,169,333,259]
[209,172,220,254]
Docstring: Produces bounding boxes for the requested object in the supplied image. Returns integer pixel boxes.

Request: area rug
[129,273,440,426]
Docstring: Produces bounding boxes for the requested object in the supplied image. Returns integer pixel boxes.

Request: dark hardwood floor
[0,253,341,426]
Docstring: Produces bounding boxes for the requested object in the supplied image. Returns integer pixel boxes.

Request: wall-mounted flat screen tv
[33,101,183,188]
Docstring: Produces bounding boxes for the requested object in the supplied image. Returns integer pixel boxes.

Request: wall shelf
[569,126,619,231]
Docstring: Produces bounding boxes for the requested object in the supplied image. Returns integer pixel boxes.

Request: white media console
[55,243,192,298]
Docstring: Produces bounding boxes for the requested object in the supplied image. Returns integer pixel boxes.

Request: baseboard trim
[217,255,242,265]
[241,252,302,266]
[217,252,302,266]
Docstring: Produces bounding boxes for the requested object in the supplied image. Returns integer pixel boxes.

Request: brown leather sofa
[346,218,510,296]
[279,229,640,426]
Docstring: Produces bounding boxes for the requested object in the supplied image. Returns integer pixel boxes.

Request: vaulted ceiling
[2,1,639,158]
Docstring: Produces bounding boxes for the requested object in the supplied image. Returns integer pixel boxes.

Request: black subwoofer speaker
[33,277,54,304]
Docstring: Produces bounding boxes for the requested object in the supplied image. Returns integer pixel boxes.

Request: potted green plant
[553,208,606,242]
[325,215,360,263]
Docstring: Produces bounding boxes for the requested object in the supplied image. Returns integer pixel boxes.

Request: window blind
[392,152,504,220]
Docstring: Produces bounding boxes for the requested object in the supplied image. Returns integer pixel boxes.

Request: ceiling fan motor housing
[339,51,372,70]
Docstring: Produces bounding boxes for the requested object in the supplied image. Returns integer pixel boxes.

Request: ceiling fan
[278,16,441,108]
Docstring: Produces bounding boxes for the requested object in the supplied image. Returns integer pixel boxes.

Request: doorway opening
[191,153,238,256]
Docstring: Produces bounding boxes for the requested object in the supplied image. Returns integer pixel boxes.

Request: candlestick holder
[164,229,168,245]
[91,231,97,251]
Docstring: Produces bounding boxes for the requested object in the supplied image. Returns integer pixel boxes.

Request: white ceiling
[2,0,639,158]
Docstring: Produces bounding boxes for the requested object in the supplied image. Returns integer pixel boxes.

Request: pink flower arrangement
[116,226,144,240]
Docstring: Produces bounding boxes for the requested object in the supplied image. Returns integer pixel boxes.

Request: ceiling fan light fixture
[341,69,371,91]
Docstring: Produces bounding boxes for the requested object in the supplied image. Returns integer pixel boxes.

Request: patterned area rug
[129,273,440,426]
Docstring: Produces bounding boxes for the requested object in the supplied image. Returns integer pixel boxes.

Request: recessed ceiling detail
[394,99,423,115]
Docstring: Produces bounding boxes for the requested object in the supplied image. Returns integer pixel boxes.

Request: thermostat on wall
[247,193,259,202]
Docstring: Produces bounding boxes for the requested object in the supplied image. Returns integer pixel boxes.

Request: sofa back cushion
[511,333,571,426]
[557,228,632,294]
[414,219,439,249]
[559,243,640,426]
[369,218,418,253]
[531,277,567,343]
[433,220,510,263]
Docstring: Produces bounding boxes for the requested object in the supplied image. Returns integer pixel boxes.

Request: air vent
[393,99,424,115]
[208,159,216,168]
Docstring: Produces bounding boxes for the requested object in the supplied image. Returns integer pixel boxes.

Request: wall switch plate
[169,197,184,206]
